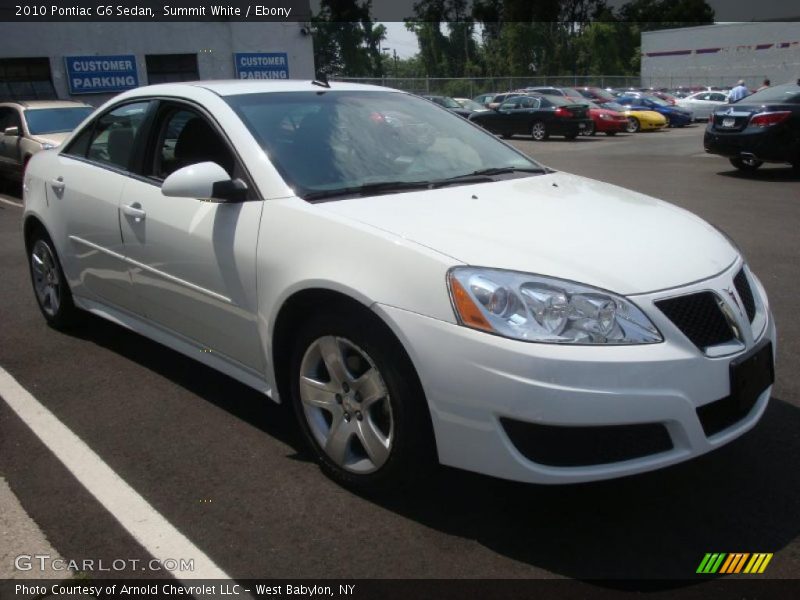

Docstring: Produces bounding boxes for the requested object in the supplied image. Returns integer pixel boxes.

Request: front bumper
[374,261,775,484]
[594,118,628,133]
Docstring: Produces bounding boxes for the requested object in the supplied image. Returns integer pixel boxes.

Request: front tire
[729,157,763,172]
[531,121,548,141]
[28,229,80,330]
[626,117,640,133]
[289,308,435,493]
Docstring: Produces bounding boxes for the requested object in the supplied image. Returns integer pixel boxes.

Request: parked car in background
[473,92,497,107]
[704,82,800,172]
[470,94,592,140]
[616,95,694,127]
[599,101,668,133]
[677,91,730,121]
[580,101,629,136]
[422,95,474,118]
[25,80,775,492]
[487,93,522,110]
[453,98,490,113]
[0,100,94,181]
[524,86,584,101]
[576,87,618,104]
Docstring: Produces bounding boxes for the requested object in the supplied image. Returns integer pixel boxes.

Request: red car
[582,101,628,136]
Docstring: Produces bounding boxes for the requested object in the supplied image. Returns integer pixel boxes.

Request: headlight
[599,113,611,120]
[448,267,662,345]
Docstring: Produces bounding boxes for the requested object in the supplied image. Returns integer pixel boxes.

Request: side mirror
[3,126,19,137]
[161,162,247,203]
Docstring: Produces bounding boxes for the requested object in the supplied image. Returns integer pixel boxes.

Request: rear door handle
[122,203,146,222]
[51,177,64,193]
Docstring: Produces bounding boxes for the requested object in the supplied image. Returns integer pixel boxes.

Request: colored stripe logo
[697,553,773,574]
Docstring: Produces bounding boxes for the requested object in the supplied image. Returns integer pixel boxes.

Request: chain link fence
[332,75,751,96]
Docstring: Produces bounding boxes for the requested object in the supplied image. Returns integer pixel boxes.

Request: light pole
[382,47,398,79]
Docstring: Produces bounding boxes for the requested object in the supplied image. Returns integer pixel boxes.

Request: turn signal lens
[749,111,790,127]
[449,276,494,332]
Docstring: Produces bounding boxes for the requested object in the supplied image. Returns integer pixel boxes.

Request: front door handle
[122,203,146,223]
[51,177,64,194]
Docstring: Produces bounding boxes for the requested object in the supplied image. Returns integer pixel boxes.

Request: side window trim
[134,98,258,201]
[61,99,156,168]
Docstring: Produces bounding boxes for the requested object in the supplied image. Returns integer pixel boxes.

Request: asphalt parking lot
[1,124,799,585]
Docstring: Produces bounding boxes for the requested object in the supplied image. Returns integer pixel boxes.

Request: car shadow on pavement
[371,396,800,585]
[68,313,303,449]
[68,314,800,585]
[718,167,800,182]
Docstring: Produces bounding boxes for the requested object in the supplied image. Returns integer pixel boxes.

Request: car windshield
[458,99,486,111]
[226,91,544,199]
[739,83,800,104]
[438,96,462,109]
[645,96,670,107]
[24,107,94,135]
[601,102,626,112]
[560,88,582,98]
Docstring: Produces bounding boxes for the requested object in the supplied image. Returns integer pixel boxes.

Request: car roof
[123,80,403,98]
[0,100,91,109]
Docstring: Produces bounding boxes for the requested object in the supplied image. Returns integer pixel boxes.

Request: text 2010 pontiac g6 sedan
[23,81,775,492]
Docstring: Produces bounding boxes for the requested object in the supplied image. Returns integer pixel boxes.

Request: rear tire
[581,122,595,136]
[531,121,548,141]
[27,228,80,330]
[729,157,763,172]
[626,117,640,133]
[289,308,435,494]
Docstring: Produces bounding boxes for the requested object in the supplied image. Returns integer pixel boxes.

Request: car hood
[319,173,737,295]
[30,132,70,146]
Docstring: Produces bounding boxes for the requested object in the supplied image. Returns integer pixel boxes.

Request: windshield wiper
[430,166,547,188]
[469,166,546,176]
[303,180,433,201]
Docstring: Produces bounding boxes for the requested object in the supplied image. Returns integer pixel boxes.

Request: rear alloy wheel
[581,122,595,136]
[626,117,640,133]
[29,232,80,330]
[290,309,434,493]
[531,121,548,141]
[729,157,763,172]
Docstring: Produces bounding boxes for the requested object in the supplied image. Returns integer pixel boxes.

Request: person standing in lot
[728,80,750,103]
[757,78,770,91]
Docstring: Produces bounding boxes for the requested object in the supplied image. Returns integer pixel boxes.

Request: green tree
[311,0,386,77]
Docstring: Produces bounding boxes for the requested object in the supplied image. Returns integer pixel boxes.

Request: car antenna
[312,75,330,89]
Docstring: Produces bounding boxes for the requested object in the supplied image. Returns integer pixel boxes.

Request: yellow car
[622,109,667,133]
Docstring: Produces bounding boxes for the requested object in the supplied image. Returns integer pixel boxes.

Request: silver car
[0,100,94,181]
[677,91,729,121]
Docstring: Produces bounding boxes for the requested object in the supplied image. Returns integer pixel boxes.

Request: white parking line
[0,196,23,208]
[0,365,233,582]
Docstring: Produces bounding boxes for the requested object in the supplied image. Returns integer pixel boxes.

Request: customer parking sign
[234,53,289,79]
[65,55,139,94]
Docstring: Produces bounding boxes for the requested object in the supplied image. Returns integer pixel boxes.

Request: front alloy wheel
[626,117,640,133]
[290,309,435,493]
[298,336,393,474]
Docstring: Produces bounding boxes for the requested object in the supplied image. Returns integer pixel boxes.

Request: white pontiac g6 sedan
[23,81,775,491]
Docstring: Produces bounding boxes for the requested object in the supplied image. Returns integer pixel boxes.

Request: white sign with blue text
[234,53,290,80]
[65,55,139,95]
